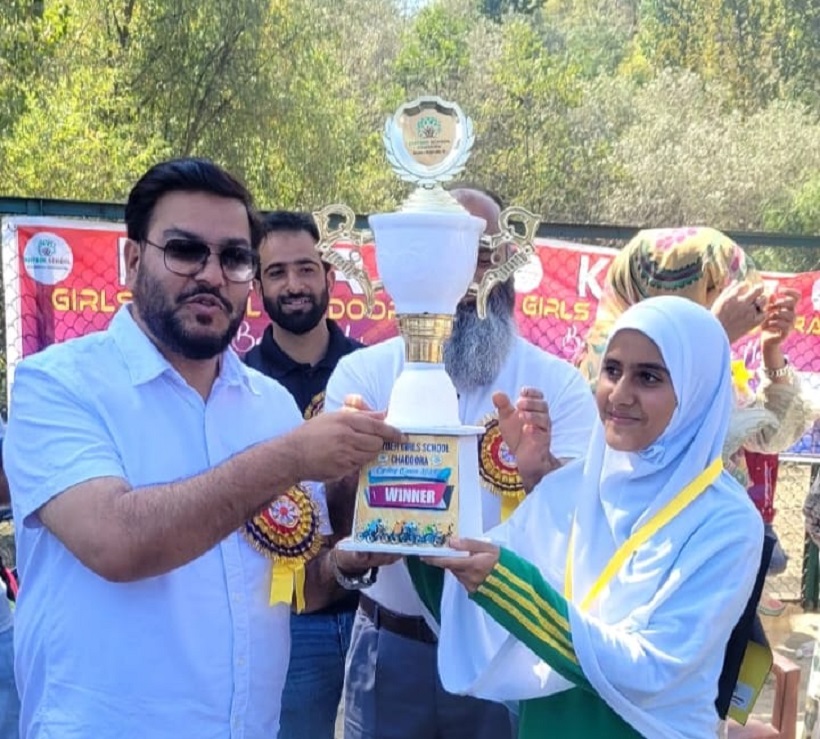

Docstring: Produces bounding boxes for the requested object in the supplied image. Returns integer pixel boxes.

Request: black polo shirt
[244,319,363,615]
[244,320,363,419]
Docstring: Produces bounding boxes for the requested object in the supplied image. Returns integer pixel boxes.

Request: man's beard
[133,267,245,360]
[443,279,517,392]
[262,287,329,336]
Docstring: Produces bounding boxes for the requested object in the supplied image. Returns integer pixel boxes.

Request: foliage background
[1,0,819,608]
[0,0,818,261]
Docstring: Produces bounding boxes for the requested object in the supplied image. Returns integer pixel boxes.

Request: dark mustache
[279,293,314,304]
[178,287,232,313]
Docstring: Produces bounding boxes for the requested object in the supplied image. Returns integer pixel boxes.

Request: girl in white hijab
[410,295,764,738]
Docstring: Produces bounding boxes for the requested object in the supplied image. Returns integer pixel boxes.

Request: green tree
[539,0,638,78]
[477,0,541,21]
[392,4,472,97]
[0,0,169,199]
[599,71,820,235]
[0,0,816,237]
[634,0,817,110]
[777,0,820,108]
[0,0,69,132]
[763,175,820,236]
[638,0,714,69]
[466,19,589,218]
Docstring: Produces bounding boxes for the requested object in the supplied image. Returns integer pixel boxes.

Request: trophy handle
[472,206,541,319]
[312,204,382,314]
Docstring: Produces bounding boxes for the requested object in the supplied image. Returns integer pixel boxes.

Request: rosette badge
[243,484,322,612]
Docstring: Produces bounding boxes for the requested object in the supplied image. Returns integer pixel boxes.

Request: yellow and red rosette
[243,484,322,613]
[479,414,526,521]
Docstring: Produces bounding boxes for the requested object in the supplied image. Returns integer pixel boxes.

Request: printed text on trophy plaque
[353,434,460,549]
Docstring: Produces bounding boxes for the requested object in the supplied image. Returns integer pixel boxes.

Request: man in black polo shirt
[245,211,363,739]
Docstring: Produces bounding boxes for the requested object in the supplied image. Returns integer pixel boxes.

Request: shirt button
[237,657,246,667]
[232,592,242,602]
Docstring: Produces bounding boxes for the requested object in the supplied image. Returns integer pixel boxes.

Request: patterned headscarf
[578,226,758,385]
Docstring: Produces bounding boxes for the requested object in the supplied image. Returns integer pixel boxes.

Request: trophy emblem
[385,97,473,186]
[315,97,541,555]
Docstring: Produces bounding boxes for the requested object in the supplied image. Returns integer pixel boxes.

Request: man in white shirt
[326,187,598,739]
[0,419,19,739]
[244,211,366,739]
[4,158,401,739]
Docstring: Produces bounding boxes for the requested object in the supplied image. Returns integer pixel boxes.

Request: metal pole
[802,463,820,611]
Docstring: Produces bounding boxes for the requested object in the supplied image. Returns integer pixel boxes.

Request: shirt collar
[258,325,299,377]
[322,320,359,368]
[110,305,260,395]
[220,346,262,395]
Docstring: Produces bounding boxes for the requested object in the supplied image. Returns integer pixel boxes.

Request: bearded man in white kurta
[324,188,597,739]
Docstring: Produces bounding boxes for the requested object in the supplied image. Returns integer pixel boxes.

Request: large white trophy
[314,97,540,555]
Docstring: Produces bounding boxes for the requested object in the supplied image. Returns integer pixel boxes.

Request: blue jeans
[344,609,515,739]
[0,627,19,739]
[278,610,355,739]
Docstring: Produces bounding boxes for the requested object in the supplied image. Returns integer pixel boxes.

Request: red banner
[3,217,819,455]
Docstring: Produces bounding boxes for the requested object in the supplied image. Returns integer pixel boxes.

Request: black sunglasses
[144,238,258,283]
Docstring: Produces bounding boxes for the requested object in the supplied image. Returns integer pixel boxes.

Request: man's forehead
[150,191,251,241]
[260,231,321,259]
[264,254,322,264]
[450,189,501,232]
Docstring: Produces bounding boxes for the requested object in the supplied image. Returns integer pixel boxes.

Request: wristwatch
[764,356,794,380]
[331,550,378,591]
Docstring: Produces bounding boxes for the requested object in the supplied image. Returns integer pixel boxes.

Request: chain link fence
[1,198,819,603]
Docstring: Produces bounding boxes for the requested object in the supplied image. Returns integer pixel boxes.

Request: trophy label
[353,434,460,548]
[400,103,458,167]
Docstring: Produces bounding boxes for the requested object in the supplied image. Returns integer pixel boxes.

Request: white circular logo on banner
[514,253,544,293]
[23,232,74,285]
[812,279,820,312]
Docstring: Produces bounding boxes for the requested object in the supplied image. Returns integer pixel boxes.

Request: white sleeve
[546,367,598,461]
[437,502,574,701]
[325,351,385,413]
[306,482,333,536]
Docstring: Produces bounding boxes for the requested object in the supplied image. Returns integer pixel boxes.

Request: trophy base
[336,537,468,558]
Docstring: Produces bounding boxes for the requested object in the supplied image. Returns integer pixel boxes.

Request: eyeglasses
[143,238,258,283]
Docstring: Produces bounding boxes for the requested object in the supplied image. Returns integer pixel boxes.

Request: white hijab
[437,296,764,738]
